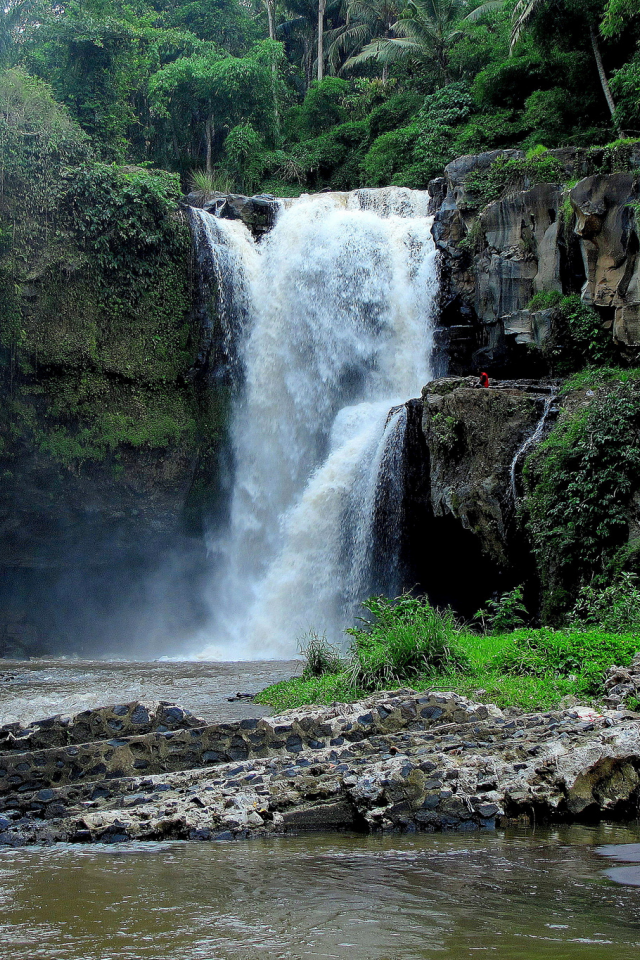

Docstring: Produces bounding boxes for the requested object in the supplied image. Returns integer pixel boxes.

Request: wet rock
[420,376,557,567]
[187,192,280,238]
[0,701,205,753]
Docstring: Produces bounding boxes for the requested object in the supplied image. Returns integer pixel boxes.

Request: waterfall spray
[189,189,438,658]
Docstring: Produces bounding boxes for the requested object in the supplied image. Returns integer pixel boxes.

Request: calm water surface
[2,826,640,960]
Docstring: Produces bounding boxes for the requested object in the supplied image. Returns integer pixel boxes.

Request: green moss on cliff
[0,70,205,477]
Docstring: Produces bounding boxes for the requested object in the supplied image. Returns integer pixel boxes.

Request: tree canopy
[0,0,638,192]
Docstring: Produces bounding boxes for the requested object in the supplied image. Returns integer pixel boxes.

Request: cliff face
[0,157,220,655]
[399,377,556,616]
[431,146,640,375]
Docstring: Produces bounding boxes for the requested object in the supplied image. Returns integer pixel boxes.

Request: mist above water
[190,189,438,659]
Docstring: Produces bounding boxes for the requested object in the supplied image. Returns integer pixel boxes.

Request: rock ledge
[0,689,639,845]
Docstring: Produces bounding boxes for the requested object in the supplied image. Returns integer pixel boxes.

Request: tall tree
[484,0,625,136]
[318,0,326,79]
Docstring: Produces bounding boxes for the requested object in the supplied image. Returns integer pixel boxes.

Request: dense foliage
[0,0,638,193]
[525,377,640,620]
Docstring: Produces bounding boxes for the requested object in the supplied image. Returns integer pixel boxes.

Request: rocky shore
[0,688,638,846]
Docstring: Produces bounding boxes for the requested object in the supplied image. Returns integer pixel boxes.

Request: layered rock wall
[431,148,640,374]
[1,692,638,845]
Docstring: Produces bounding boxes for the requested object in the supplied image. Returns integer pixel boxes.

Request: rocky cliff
[0,157,220,656]
[430,144,640,375]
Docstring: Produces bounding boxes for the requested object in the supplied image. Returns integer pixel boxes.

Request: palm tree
[344,0,480,83]
[326,0,404,78]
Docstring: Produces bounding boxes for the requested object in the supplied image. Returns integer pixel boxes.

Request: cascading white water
[190,188,438,658]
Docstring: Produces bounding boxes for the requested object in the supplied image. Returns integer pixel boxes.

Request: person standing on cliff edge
[479,371,490,387]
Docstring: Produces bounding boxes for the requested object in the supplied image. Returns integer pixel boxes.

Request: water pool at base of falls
[1,825,640,959]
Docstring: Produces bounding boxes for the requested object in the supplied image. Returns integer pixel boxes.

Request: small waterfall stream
[509,395,557,503]
[189,189,438,658]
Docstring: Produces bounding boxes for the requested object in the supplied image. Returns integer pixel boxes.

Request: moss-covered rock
[0,70,224,652]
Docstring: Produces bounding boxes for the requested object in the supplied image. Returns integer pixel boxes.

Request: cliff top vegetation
[1,0,639,195]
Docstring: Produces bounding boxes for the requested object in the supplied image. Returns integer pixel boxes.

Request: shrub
[544,295,613,374]
[570,572,640,632]
[527,290,563,311]
[361,124,418,187]
[367,91,423,142]
[493,628,639,697]
[291,77,349,138]
[223,122,266,193]
[474,586,528,633]
[346,594,468,690]
[292,120,368,187]
[461,154,565,209]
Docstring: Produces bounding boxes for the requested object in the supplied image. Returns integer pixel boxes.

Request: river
[0,658,298,727]
[1,826,640,959]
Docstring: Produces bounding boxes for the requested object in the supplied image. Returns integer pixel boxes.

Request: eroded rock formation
[1,692,638,845]
[431,148,640,374]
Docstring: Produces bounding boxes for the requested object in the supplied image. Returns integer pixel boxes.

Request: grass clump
[298,630,343,679]
[345,595,468,691]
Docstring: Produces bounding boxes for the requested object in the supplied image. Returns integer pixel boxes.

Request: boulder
[191,192,280,237]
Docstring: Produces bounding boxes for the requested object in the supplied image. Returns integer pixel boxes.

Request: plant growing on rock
[473,585,528,633]
[525,379,640,621]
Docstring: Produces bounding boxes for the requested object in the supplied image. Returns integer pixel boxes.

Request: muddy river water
[1,660,640,959]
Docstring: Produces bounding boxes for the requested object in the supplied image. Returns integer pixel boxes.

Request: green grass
[255,626,640,714]
[561,366,640,395]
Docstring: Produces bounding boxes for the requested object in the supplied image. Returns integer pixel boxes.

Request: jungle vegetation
[1,0,639,195]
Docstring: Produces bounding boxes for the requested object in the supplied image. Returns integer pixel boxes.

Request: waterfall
[189,189,438,659]
[510,395,557,503]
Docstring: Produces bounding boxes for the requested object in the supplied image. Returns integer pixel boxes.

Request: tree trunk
[318,0,326,82]
[264,0,276,41]
[205,115,214,175]
[589,24,625,138]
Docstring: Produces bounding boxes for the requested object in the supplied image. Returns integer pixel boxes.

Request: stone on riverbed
[0,689,638,845]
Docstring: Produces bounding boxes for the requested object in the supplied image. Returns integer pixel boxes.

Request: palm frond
[511,0,542,48]
[463,0,506,23]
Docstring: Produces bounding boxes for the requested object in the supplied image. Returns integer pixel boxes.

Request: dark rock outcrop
[421,378,554,567]
[186,192,280,238]
[1,691,638,845]
[430,149,640,375]
[400,376,557,613]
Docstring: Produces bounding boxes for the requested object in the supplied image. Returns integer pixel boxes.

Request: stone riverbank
[0,689,638,845]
